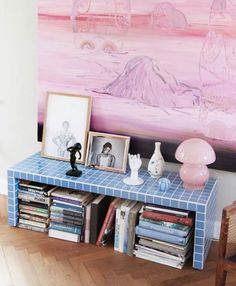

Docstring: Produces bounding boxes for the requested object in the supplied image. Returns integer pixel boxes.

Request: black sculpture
[66,142,82,177]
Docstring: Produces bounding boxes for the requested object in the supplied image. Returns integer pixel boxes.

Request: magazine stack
[48,188,95,243]
[18,180,55,233]
[134,205,194,269]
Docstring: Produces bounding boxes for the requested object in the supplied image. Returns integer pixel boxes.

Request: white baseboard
[213,221,221,240]
[0,179,7,195]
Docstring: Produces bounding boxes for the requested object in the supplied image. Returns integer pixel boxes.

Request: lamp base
[180,163,209,191]
[183,182,205,191]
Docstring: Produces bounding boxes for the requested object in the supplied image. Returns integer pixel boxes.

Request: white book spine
[134,252,183,269]
[48,229,80,243]
[114,207,121,251]
[123,201,137,253]
[84,204,91,243]
[119,205,127,252]
[19,218,47,228]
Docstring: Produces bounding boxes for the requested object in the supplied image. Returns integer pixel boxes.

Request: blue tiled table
[7,153,217,270]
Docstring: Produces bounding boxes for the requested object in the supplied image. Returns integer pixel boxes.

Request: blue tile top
[8,152,217,208]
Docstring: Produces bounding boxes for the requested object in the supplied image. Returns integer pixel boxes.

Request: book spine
[133,252,183,269]
[142,210,193,227]
[84,204,91,243]
[17,223,48,233]
[19,209,49,218]
[89,204,98,244]
[114,207,121,251]
[50,210,83,220]
[80,205,86,242]
[20,213,48,223]
[123,202,137,253]
[50,206,83,217]
[138,239,185,256]
[19,187,48,196]
[144,205,188,216]
[106,208,116,231]
[127,212,137,256]
[52,196,82,206]
[119,206,127,252]
[49,222,81,235]
[52,203,83,213]
[19,205,49,214]
[19,200,48,209]
[48,229,80,243]
[135,226,187,246]
[139,220,188,237]
[50,217,83,226]
[18,192,50,205]
[96,202,115,246]
[19,183,45,191]
[19,218,47,229]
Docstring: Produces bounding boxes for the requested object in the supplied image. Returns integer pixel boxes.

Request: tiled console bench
[7,153,217,270]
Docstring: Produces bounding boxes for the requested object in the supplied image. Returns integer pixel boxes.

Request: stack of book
[17,180,54,233]
[134,205,194,269]
[48,188,95,243]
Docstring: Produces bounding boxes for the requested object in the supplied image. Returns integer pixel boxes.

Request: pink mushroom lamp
[175,138,216,191]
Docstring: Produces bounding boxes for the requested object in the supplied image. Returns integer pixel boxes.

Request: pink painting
[38,0,236,171]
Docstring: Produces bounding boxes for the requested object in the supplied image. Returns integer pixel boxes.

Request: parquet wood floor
[0,195,236,286]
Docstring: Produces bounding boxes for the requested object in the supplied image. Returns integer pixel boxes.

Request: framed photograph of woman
[41,92,92,163]
[85,132,130,173]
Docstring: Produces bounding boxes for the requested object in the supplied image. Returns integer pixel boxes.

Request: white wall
[0,0,40,192]
[0,0,235,238]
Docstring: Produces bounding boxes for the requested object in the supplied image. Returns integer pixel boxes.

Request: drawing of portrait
[42,92,92,163]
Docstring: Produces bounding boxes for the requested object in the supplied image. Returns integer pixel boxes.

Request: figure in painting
[96,142,116,168]
[152,2,188,29]
[52,121,76,158]
[199,0,236,141]
[200,0,236,85]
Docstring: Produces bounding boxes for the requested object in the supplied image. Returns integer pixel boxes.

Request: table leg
[7,171,19,226]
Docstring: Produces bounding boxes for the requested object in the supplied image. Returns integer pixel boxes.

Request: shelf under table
[7,152,217,270]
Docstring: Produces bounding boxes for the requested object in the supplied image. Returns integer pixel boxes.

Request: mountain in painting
[100,56,201,108]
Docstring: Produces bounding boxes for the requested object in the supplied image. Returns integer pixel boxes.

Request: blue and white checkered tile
[8,152,218,270]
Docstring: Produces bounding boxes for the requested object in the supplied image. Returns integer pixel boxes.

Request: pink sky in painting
[38,0,236,152]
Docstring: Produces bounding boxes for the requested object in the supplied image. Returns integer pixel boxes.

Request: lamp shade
[175,138,216,165]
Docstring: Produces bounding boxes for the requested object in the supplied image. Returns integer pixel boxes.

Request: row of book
[99,197,194,269]
[17,180,112,243]
[17,180,194,269]
[48,188,95,242]
[17,181,54,232]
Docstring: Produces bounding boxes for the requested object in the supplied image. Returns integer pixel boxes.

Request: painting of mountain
[38,0,236,171]
[99,56,201,108]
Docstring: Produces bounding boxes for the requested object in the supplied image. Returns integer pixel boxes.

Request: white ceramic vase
[148,142,165,178]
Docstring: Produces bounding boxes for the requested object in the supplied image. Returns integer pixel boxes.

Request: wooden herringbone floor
[0,195,236,286]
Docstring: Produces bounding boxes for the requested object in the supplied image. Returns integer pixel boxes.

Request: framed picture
[85,132,130,173]
[41,92,92,163]
[38,0,236,172]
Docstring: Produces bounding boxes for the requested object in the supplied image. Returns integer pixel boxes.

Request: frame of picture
[41,92,92,163]
[85,131,130,173]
